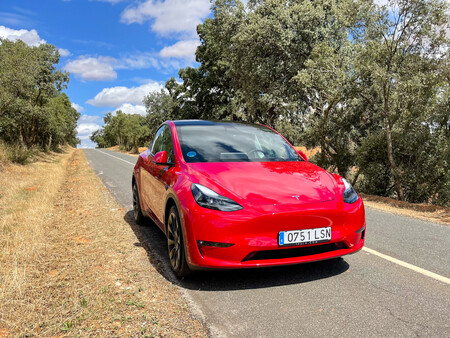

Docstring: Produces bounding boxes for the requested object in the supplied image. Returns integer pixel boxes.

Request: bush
[0,143,39,165]
[355,132,392,197]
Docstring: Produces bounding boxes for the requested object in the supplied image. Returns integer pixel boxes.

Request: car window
[150,126,165,155]
[151,125,175,163]
[176,123,301,163]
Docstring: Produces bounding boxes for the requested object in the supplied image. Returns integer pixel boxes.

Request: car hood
[187,161,337,206]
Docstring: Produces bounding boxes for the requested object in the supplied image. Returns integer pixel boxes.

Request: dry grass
[0,149,207,336]
[361,194,450,225]
[293,146,321,159]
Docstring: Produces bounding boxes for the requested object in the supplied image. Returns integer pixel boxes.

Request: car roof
[172,120,257,127]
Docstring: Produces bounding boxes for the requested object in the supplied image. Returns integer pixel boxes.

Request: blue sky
[0,0,212,148]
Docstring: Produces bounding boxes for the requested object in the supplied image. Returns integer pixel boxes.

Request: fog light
[197,240,234,248]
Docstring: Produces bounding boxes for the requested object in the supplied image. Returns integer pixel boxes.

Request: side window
[151,126,165,155]
[151,125,175,163]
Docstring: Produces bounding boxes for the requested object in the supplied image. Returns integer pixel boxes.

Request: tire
[132,182,145,225]
[167,205,191,277]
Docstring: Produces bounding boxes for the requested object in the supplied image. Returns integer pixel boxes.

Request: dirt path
[0,149,207,337]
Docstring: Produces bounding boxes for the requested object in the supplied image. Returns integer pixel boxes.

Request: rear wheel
[167,206,191,277]
[132,183,144,225]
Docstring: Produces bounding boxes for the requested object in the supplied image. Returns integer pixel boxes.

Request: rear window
[175,123,301,163]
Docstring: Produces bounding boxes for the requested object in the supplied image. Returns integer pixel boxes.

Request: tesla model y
[132,120,365,277]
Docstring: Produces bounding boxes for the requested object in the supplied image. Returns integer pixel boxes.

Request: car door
[139,126,163,217]
[140,125,176,227]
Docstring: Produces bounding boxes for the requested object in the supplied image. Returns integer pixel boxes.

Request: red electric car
[132,120,365,277]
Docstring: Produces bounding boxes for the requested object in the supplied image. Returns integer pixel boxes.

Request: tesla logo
[292,195,301,200]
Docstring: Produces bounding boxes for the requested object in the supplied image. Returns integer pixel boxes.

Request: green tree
[0,39,37,117]
[138,0,449,205]
[90,111,150,153]
[293,23,362,176]
[144,89,175,137]
[355,0,449,200]
[44,93,80,150]
[0,39,78,156]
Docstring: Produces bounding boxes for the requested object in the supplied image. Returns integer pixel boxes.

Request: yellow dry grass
[0,149,207,336]
[0,149,69,302]
[362,195,450,225]
[293,146,321,159]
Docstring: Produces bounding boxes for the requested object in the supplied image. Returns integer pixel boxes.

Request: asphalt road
[84,148,450,337]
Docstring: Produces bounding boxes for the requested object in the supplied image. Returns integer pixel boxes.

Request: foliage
[89,0,450,206]
[143,89,175,136]
[352,0,450,201]
[0,39,79,158]
[90,111,150,153]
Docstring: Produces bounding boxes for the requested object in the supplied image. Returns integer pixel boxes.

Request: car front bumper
[179,195,366,269]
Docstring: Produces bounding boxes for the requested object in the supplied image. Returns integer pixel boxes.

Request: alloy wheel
[167,212,182,271]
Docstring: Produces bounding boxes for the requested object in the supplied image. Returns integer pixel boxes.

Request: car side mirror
[296,150,308,161]
[153,151,169,165]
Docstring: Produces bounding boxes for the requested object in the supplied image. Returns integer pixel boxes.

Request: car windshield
[176,123,301,163]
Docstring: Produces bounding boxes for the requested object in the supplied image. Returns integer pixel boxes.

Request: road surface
[84,149,450,337]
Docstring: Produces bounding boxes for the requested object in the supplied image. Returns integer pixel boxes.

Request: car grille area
[241,242,342,262]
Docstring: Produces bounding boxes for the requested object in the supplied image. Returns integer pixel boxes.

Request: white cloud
[0,25,45,46]
[65,56,117,81]
[105,52,182,71]
[115,103,147,115]
[79,114,101,123]
[76,122,101,139]
[87,81,163,107]
[58,48,71,57]
[71,102,84,112]
[121,0,210,37]
[77,123,101,148]
[64,52,185,82]
[114,52,161,69]
[76,115,103,148]
[160,39,199,61]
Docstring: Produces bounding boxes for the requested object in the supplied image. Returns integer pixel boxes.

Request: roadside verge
[0,149,207,336]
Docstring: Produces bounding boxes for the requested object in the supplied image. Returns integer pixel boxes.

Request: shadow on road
[124,211,350,291]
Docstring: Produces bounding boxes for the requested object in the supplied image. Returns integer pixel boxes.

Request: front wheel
[167,206,191,277]
[132,183,145,225]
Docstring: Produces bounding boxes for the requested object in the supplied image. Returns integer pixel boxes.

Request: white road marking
[96,149,135,166]
[363,247,450,285]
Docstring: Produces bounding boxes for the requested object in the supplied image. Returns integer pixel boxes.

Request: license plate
[278,227,332,246]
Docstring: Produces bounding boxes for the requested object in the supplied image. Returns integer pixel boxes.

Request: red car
[132,120,365,277]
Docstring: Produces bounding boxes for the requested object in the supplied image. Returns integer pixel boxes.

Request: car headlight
[342,178,359,204]
[191,183,243,211]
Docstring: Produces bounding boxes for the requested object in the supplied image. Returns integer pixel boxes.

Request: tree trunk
[317,96,341,168]
[266,106,276,128]
[382,98,404,201]
[352,168,360,187]
[47,135,52,152]
[318,103,331,168]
